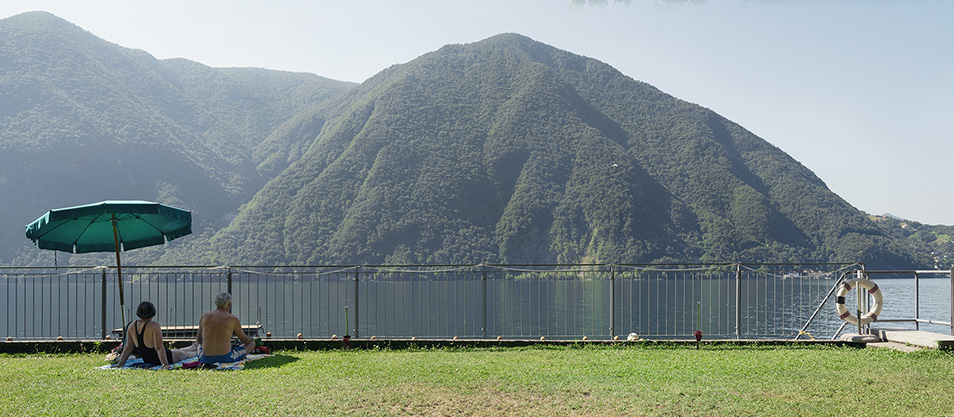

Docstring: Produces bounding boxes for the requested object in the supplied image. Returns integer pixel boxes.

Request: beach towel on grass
[98,353,271,371]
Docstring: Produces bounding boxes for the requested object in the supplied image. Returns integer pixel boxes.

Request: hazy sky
[3,1,952,224]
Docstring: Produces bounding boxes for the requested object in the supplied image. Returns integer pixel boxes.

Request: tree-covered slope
[0,13,923,268]
[207,34,918,268]
[0,11,354,264]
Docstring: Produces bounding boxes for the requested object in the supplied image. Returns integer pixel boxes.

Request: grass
[1,344,952,416]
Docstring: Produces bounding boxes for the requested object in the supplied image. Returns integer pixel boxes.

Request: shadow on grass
[246,353,300,369]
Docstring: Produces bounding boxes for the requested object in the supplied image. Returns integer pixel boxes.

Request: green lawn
[1,345,951,416]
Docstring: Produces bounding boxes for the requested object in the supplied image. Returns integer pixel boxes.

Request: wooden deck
[111,324,262,339]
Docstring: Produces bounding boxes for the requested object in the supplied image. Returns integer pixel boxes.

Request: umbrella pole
[111,214,126,333]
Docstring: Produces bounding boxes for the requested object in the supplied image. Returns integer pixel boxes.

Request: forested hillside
[0,13,930,269]
[0,12,355,265]
[204,34,919,268]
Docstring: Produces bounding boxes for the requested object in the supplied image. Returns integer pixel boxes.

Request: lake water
[2,268,951,340]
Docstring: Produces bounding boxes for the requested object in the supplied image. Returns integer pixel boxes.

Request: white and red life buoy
[834,278,883,325]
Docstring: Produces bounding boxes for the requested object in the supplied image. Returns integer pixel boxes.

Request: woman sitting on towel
[115,301,200,369]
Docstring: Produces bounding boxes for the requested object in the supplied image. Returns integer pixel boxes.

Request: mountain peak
[1,11,93,38]
[4,10,61,23]
[475,32,541,46]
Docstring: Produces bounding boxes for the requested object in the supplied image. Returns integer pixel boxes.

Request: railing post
[610,266,616,340]
[735,263,742,339]
[101,268,107,340]
[914,271,920,331]
[482,265,488,338]
[227,267,232,296]
[354,266,360,339]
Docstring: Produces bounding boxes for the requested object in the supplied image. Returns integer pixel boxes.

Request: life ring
[834,278,883,325]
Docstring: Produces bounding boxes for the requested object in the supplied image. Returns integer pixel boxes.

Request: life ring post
[856,270,864,335]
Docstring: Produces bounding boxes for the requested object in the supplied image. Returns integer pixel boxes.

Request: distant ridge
[0,11,355,265]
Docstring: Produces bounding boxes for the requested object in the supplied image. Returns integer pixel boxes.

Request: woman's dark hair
[136,301,156,319]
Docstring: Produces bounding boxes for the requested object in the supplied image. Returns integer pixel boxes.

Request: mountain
[0,13,926,269]
[203,34,919,268]
[0,11,355,265]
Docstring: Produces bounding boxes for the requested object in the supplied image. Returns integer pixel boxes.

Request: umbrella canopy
[25,200,191,253]
[25,200,192,331]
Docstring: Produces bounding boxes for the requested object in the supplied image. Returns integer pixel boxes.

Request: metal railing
[6,262,928,341]
[797,269,954,339]
[863,269,953,334]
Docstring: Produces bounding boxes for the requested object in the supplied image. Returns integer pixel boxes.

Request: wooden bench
[112,324,262,339]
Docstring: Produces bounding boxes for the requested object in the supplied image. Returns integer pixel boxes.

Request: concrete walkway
[867,341,924,352]
[870,328,954,351]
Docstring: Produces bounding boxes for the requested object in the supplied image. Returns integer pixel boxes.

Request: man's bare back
[198,309,248,355]
[197,293,255,359]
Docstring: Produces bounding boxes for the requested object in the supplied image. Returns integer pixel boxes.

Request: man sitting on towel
[197,292,256,364]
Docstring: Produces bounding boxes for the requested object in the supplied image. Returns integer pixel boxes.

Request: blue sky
[3,0,952,224]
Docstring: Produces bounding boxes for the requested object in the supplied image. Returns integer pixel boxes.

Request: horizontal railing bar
[877,318,953,326]
[1,262,869,270]
[867,270,952,275]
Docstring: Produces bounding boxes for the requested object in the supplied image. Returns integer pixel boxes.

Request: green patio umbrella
[25,200,192,328]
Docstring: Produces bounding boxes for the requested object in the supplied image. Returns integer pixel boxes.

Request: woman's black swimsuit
[133,320,173,366]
